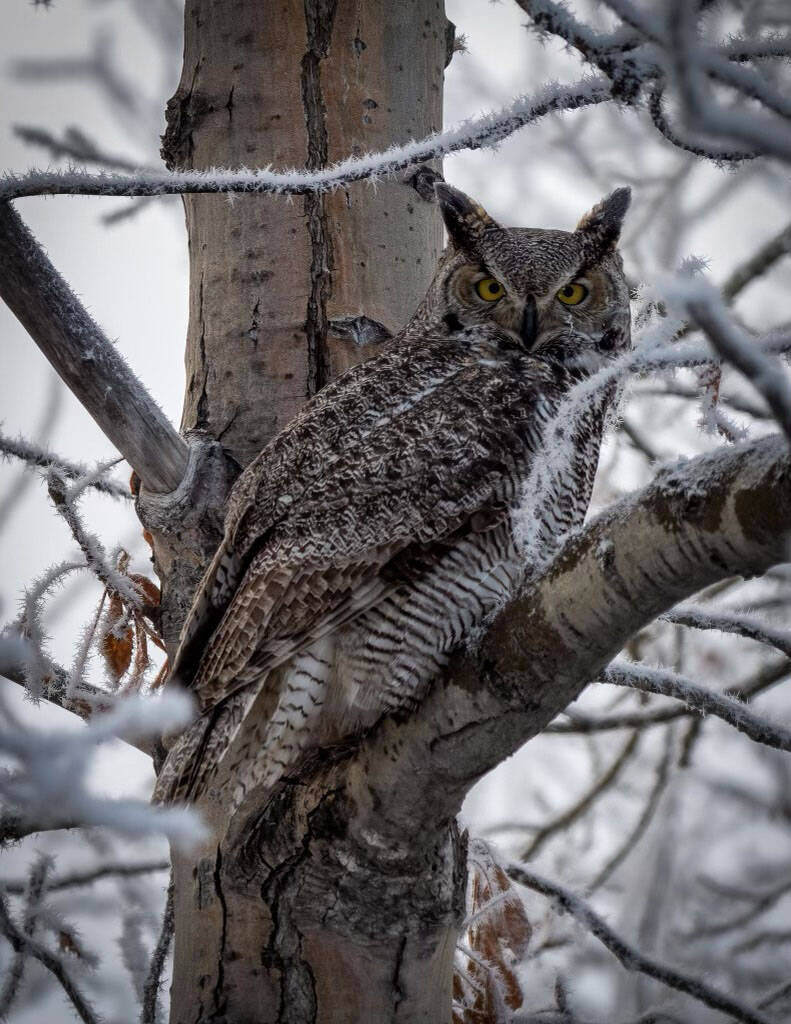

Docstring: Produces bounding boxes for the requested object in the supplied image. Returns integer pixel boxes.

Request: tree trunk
[158,2,449,1020]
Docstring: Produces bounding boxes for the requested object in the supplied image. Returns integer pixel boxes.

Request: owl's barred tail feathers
[153,652,330,807]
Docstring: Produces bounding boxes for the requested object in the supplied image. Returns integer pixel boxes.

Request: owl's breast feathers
[163,330,571,792]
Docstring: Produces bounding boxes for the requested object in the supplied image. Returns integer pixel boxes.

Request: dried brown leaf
[100,593,133,682]
[453,843,532,1023]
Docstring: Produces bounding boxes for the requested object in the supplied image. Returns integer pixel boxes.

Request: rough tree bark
[153,3,450,1021]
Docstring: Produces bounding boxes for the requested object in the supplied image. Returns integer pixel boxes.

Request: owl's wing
[171,332,565,713]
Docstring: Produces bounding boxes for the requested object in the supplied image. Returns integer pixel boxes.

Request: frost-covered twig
[0,890,99,1024]
[0,78,612,203]
[664,604,791,660]
[0,202,188,493]
[47,471,147,611]
[686,876,791,941]
[759,977,791,1011]
[14,559,85,696]
[0,429,132,499]
[666,0,791,165]
[140,871,174,1024]
[547,656,790,733]
[604,662,791,754]
[683,287,791,444]
[635,383,769,421]
[507,865,773,1024]
[121,906,149,1006]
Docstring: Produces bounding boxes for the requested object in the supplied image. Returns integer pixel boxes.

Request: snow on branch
[0,688,203,845]
[681,285,791,445]
[507,864,773,1024]
[547,656,790,734]
[604,662,791,754]
[0,429,131,499]
[46,470,146,610]
[520,0,791,164]
[0,78,612,202]
[664,0,791,165]
[0,203,188,493]
[664,604,791,660]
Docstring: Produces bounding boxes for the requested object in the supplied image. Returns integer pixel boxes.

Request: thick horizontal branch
[343,434,791,844]
[0,203,187,493]
[0,78,611,202]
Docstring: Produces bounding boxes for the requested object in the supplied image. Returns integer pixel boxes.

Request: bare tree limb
[507,865,773,1024]
[0,855,51,1016]
[140,870,174,1024]
[587,727,674,893]
[518,729,640,860]
[722,221,791,301]
[0,202,188,493]
[604,663,791,754]
[0,892,99,1024]
[13,124,140,171]
[1,860,169,895]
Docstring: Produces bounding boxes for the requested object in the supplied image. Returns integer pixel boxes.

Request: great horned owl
[155,181,631,807]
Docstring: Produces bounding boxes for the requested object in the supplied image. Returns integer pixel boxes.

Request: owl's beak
[520,296,538,349]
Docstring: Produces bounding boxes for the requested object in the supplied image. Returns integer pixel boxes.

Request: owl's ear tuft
[575,187,631,253]
[434,182,498,253]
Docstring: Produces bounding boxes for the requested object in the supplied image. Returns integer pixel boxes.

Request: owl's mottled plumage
[155,181,631,806]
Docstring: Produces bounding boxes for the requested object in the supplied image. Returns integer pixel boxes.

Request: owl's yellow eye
[475,277,505,302]
[556,281,589,306]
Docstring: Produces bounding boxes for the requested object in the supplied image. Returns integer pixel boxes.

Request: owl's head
[413,182,632,370]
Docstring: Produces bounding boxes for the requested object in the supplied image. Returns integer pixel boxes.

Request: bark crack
[301,0,338,397]
[392,934,407,1015]
[194,273,210,431]
[211,846,229,1021]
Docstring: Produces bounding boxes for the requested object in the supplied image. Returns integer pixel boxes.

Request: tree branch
[343,434,791,844]
[0,79,612,203]
[0,203,188,493]
[0,430,131,499]
[604,663,791,754]
[507,865,773,1024]
[0,892,99,1024]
